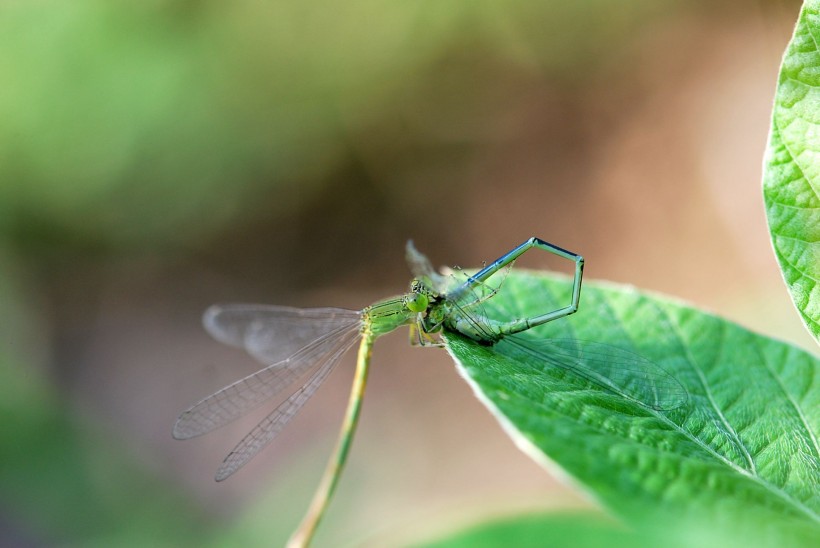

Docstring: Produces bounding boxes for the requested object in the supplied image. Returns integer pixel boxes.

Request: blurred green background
[0,0,812,546]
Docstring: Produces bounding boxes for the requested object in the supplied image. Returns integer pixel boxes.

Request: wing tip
[202,304,225,333]
[172,422,191,440]
[651,386,690,412]
[215,456,239,482]
[172,411,201,440]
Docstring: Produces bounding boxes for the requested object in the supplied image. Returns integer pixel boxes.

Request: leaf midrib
[543,284,820,523]
[486,359,819,524]
[754,337,820,461]
[462,276,820,523]
[653,301,820,524]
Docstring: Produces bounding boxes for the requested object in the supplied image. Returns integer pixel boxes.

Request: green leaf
[417,512,638,548]
[444,272,820,536]
[417,509,818,548]
[763,0,820,343]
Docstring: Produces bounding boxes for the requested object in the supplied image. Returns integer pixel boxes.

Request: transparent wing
[215,327,361,481]
[405,240,449,293]
[173,312,362,440]
[204,304,361,364]
[495,336,688,411]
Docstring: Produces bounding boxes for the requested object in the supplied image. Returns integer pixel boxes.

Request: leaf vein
[772,115,820,204]
[753,337,820,462]
[773,245,820,285]
[661,310,757,473]
[774,233,820,245]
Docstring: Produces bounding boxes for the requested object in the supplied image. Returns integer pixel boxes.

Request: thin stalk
[286,330,375,548]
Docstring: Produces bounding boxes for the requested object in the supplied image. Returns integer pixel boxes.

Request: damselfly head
[410,277,440,304]
[404,290,429,313]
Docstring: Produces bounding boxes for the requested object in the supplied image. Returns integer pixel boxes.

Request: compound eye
[406,293,429,313]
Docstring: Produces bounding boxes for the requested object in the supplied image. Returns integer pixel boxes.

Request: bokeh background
[0,0,814,546]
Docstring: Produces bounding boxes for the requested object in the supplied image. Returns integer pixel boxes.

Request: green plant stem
[286,330,374,548]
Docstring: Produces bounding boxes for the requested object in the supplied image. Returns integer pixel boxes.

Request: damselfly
[173,237,687,547]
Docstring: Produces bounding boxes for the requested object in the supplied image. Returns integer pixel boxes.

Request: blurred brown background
[0,1,813,546]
